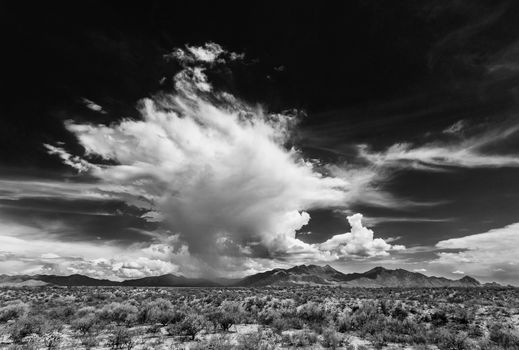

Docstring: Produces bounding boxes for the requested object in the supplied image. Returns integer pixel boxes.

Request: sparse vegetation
[0,285,517,349]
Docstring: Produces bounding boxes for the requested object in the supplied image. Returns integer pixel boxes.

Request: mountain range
[0,265,487,288]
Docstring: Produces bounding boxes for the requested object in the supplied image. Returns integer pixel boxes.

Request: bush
[100,302,139,325]
[41,331,62,350]
[431,310,448,327]
[282,330,318,347]
[336,313,354,333]
[296,302,326,324]
[321,327,341,349]
[433,328,470,350]
[47,305,75,321]
[488,323,519,348]
[71,314,98,334]
[80,334,99,350]
[237,329,278,350]
[207,301,243,332]
[9,315,45,343]
[391,305,409,321]
[107,326,134,350]
[0,303,29,323]
[168,313,207,340]
[142,298,182,325]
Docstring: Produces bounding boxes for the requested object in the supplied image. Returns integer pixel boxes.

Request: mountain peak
[459,275,480,284]
[366,266,388,274]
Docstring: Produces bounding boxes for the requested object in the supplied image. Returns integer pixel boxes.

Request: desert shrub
[430,310,449,327]
[488,323,519,348]
[76,306,96,318]
[282,330,318,347]
[391,305,409,320]
[168,313,206,340]
[207,309,236,332]
[351,302,380,331]
[468,322,485,338]
[207,301,243,331]
[432,328,470,350]
[41,331,62,350]
[80,334,99,349]
[0,303,29,323]
[107,326,134,350]
[336,313,354,332]
[296,301,326,324]
[321,327,341,349]
[237,329,278,350]
[190,334,233,350]
[451,306,475,329]
[257,308,280,326]
[47,305,75,321]
[100,302,139,325]
[270,316,286,334]
[141,298,182,325]
[71,314,98,334]
[9,315,45,343]
[283,316,305,329]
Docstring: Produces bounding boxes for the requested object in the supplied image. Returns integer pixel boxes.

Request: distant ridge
[120,274,220,287]
[236,265,482,288]
[0,265,488,288]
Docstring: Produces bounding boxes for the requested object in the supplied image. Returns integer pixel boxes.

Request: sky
[1,1,519,284]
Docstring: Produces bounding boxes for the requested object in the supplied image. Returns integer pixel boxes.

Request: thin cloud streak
[358,122,519,170]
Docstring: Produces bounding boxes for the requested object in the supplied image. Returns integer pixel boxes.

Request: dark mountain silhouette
[237,265,482,288]
[0,265,485,288]
[120,273,219,287]
[35,274,117,286]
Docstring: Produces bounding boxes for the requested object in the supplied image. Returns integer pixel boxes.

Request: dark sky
[1,1,519,283]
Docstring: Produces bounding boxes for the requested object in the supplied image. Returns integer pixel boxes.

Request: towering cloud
[46,43,401,273]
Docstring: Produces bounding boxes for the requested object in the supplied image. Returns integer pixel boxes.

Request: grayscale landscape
[1,1,519,349]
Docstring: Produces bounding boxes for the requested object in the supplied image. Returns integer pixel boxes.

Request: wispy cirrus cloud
[358,121,519,170]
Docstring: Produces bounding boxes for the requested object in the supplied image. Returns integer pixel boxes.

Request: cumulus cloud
[44,43,402,274]
[432,222,519,283]
[358,122,519,170]
[318,214,405,258]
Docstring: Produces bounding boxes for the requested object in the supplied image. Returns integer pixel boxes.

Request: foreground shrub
[0,303,29,323]
[142,298,183,325]
[432,328,470,350]
[282,330,318,347]
[71,314,98,334]
[296,302,326,325]
[168,313,207,340]
[237,329,278,350]
[107,326,134,350]
[100,302,139,325]
[9,315,46,343]
[41,331,62,350]
[321,327,341,349]
[207,301,243,332]
[488,323,519,349]
[80,333,99,350]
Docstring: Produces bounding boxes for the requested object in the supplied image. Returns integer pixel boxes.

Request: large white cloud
[432,222,519,284]
[44,43,401,272]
